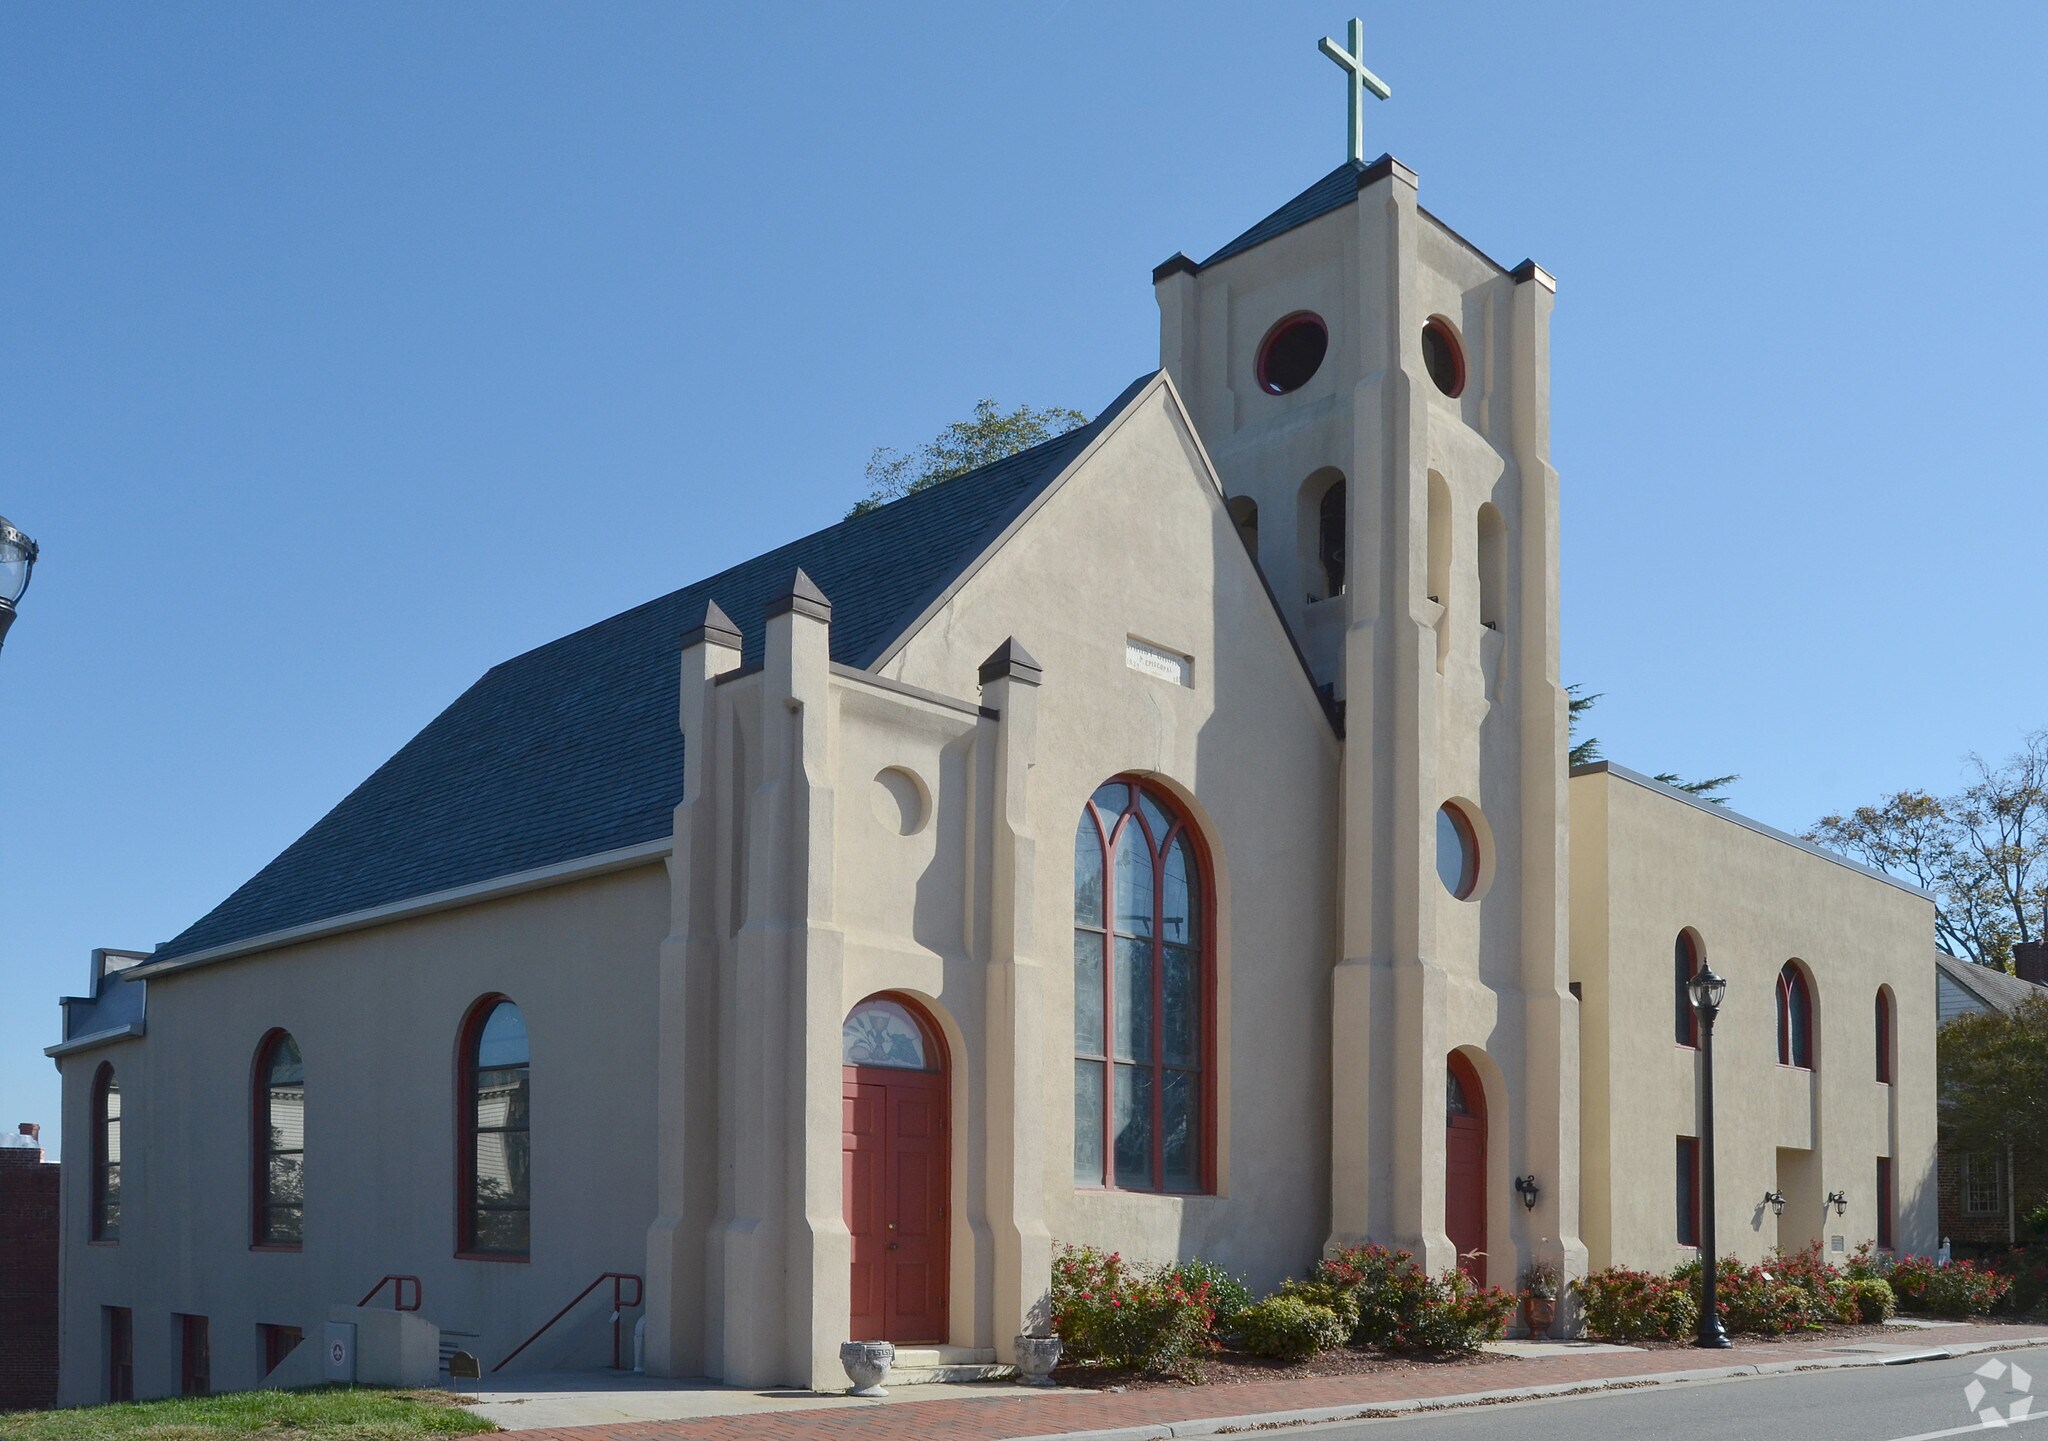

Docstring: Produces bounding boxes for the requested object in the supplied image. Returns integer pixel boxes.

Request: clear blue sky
[5,2,2044,1145]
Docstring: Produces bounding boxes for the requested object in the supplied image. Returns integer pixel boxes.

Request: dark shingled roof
[1201,160,1367,268]
[150,373,1158,965]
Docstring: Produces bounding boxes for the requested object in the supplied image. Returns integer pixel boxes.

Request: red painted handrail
[491,1271,643,1373]
[358,1274,423,1312]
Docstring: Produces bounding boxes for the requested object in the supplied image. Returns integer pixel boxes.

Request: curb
[1003,1335,2048,1441]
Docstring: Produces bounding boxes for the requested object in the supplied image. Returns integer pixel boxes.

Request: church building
[48,37,1938,1402]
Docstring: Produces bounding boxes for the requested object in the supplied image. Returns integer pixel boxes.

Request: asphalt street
[1286,1345,2048,1440]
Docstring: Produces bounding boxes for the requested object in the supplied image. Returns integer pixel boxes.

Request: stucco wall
[882,382,1343,1296]
[1570,767,1938,1273]
[54,865,667,1405]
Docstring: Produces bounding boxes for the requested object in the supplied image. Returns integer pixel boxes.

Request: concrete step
[887,1345,1014,1384]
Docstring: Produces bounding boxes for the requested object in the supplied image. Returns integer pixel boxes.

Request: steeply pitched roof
[1202,160,1369,268]
[1934,950,2048,1017]
[147,373,1158,967]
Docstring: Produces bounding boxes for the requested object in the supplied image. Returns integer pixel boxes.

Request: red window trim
[1876,1156,1895,1251]
[1776,963,1815,1070]
[1676,1135,1701,1248]
[1255,311,1329,396]
[1675,931,1701,1049]
[1422,316,1467,399]
[90,1062,119,1244]
[1874,988,1894,1084]
[1073,776,1217,1197]
[455,993,531,1262]
[250,1028,303,1251]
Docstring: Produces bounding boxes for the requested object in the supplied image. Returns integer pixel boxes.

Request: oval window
[1436,802,1480,900]
[1422,317,1465,398]
[1257,312,1329,395]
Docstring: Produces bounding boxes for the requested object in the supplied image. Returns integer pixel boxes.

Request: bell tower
[1153,29,1584,1296]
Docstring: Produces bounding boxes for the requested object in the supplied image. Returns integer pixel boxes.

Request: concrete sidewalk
[460,1322,2048,1441]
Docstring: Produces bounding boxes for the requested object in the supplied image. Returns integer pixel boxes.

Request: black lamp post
[1688,963,1732,1348]
[0,515,38,653]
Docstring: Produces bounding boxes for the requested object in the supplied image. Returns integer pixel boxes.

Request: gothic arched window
[252,1031,304,1247]
[459,997,531,1258]
[1674,932,1701,1048]
[92,1063,121,1243]
[1777,963,1815,1070]
[1875,987,1894,1084]
[1073,779,1209,1194]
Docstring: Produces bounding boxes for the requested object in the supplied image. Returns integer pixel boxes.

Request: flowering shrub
[1050,1244,1215,1376]
[1842,1240,1892,1282]
[1669,1246,1856,1335]
[1233,1294,1350,1360]
[1577,1266,1698,1341]
[1171,1259,1253,1328]
[1890,1254,2013,1318]
[1312,1244,1513,1353]
[1848,1278,1897,1323]
[1988,1244,2048,1318]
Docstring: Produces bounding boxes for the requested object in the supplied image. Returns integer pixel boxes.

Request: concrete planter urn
[1014,1333,1063,1386]
[839,1340,894,1396]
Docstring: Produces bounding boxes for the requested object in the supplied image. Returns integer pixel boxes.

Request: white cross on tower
[1319,18,1391,167]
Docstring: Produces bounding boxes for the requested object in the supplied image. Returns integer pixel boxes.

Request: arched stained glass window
[253,1032,304,1247]
[843,997,937,1071]
[92,1064,120,1243]
[460,998,531,1258]
[1073,779,1208,1194]
[1777,964,1814,1070]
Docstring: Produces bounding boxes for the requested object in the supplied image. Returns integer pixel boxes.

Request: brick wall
[1936,1143,2048,1258]
[0,1146,60,1411]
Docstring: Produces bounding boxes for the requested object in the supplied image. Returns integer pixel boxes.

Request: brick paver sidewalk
[480,1323,2047,1441]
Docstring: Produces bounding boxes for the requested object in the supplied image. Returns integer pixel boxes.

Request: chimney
[2015,941,2048,988]
[0,1121,43,1165]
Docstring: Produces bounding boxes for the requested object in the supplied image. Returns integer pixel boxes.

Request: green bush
[1233,1294,1350,1360]
[1312,1243,1514,1353]
[1050,1243,1216,1377]
[1577,1266,1698,1341]
[1673,1249,1847,1335]
[1848,1277,1897,1323]
[1171,1258,1253,1327]
[1277,1277,1361,1335]
[1890,1254,2013,1318]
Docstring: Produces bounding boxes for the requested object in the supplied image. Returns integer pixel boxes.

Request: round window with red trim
[1256,312,1329,395]
[1422,317,1465,398]
[1436,801,1480,900]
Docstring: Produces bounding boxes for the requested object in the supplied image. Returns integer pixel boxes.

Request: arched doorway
[842,994,949,1343]
[1445,1052,1488,1286]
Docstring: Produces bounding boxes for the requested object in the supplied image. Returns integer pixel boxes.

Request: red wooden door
[1445,1054,1487,1286]
[843,1066,949,1343]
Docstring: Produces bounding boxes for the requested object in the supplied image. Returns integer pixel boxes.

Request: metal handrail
[491,1271,643,1373]
[358,1274,423,1312]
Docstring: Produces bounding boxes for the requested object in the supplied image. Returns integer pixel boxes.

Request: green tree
[1565,684,1737,803]
[849,399,1090,517]
[1938,992,2048,1187]
[1807,731,2047,969]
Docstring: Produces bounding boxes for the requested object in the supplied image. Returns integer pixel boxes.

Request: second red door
[1445,1053,1488,1287]
[844,1063,948,1343]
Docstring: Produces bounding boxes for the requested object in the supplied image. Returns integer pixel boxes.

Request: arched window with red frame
[1675,932,1701,1047]
[1777,963,1815,1069]
[1072,778,1211,1194]
[1875,987,1894,1084]
[251,1030,304,1247]
[457,997,530,1258]
[91,1063,121,1243]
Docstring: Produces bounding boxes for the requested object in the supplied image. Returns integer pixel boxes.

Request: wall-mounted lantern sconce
[1515,1175,1540,1211]
[1763,1190,1787,1216]
[1827,1190,1849,1217]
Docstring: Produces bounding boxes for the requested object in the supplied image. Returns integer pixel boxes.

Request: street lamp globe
[1687,965,1727,1017]
[0,514,37,652]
